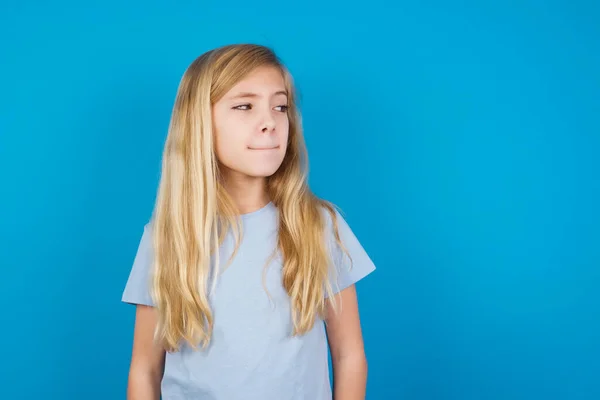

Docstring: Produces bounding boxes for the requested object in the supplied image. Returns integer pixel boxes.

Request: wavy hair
[150,44,349,352]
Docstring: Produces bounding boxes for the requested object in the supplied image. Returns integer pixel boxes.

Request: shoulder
[317,201,377,296]
[317,201,353,245]
[318,201,346,230]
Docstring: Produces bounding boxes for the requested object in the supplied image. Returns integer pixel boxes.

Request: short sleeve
[121,223,156,307]
[325,208,376,297]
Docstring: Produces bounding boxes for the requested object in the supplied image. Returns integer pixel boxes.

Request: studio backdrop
[1,1,598,399]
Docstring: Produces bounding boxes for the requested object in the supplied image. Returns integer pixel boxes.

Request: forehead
[227,65,286,95]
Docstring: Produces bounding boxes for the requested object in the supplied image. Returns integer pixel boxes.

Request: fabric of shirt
[121,201,376,400]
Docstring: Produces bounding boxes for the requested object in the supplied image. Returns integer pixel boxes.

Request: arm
[325,284,368,400]
[127,305,166,400]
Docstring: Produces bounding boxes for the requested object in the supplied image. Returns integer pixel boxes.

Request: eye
[274,105,289,112]
[233,104,252,110]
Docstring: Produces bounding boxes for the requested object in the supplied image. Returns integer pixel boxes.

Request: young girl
[122,43,376,400]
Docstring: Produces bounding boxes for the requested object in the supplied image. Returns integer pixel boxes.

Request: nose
[261,111,276,133]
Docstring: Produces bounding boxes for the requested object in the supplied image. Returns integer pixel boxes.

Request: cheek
[215,129,236,161]
[214,118,248,166]
[283,123,290,140]
[281,123,290,146]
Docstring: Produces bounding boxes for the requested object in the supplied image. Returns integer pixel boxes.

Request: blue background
[1,1,598,399]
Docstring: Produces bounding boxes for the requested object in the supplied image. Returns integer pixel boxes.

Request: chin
[247,167,281,178]
[244,158,286,178]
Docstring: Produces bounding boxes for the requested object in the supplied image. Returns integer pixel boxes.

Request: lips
[248,146,280,150]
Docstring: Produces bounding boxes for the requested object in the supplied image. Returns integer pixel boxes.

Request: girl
[122,43,376,400]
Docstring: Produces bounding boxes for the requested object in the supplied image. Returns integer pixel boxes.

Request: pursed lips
[248,145,280,150]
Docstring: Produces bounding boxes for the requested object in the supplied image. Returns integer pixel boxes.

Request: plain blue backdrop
[1,1,598,399]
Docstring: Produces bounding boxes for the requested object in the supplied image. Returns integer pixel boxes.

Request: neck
[221,171,271,215]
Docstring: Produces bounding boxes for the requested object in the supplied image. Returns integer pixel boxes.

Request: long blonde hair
[150,44,349,352]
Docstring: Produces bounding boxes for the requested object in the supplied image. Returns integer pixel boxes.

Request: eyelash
[233,104,289,112]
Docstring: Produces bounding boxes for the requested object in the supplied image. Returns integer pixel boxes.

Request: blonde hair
[150,44,349,352]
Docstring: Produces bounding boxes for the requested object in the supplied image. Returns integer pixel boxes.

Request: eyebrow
[229,90,288,100]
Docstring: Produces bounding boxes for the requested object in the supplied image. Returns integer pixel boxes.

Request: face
[212,65,290,182]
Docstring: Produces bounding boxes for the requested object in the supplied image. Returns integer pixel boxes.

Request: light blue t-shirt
[122,201,376,400]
